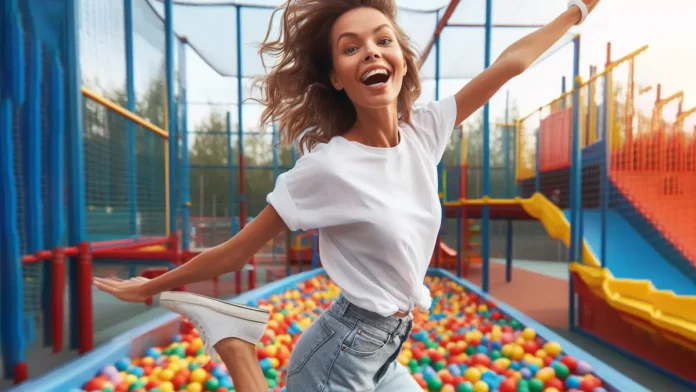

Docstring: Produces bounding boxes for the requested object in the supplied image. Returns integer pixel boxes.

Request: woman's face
[330,7,407,110]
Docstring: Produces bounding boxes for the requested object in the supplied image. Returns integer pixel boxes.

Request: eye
[343,46,358,55]
[378,38,392,46]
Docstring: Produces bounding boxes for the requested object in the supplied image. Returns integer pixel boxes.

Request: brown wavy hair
[253,0,422,153]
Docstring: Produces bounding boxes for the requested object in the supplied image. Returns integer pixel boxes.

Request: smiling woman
[94,0,600,391]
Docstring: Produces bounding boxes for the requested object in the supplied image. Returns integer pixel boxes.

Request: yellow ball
[543,341,562,356]
[478,304,488,313]
[159,368,174,382]
[511,345,525,360]
[141,357,155,366]
[535,367,555,382]
[191,337,204,351]
[544,389,560,392]
[159,381,175,392]
[190,367,208,383]
[270,357,280,369]
[125,374,138,385]
[522,327,536,341]
[187,382,203,392]
[474,380,490,392]
[464,367,481,382]
[535,349,548,358]
[501,344,514,358]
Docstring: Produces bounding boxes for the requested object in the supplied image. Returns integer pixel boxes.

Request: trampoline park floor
[0,260,690,391]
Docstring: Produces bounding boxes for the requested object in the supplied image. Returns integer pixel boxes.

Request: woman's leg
[215,338,269,392]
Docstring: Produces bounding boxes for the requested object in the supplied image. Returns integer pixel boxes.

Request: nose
[363,49,380,62]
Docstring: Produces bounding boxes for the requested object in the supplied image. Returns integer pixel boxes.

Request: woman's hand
[93,276,153,303]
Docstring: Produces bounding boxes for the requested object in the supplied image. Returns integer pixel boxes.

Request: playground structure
[1,0,695,390]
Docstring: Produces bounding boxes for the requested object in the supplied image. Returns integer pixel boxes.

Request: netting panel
[79,0,126,94]
[134,0,168,128]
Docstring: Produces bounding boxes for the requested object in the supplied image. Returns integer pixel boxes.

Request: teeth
[361,68,389,82]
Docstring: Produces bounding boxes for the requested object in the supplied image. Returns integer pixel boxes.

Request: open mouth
[360,68,391,87]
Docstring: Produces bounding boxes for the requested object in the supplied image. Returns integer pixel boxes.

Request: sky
[80,0,696,134]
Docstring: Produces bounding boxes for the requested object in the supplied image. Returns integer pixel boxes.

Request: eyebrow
[337,23,392,45]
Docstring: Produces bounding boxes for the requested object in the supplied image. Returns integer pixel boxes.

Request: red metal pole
[77,242,93,354]
[51,247,65,353]
[418,0,462,67]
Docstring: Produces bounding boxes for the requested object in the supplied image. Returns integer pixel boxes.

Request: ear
[330,70,344,91]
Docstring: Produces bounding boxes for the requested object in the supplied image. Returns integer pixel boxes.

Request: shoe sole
[160,291,270,324]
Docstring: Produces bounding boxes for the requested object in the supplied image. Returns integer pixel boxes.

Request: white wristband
[567,0,588,25]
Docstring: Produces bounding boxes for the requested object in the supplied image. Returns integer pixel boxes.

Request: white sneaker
[159,291,271,359]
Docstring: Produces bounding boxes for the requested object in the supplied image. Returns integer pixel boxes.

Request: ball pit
[78,276,607,392]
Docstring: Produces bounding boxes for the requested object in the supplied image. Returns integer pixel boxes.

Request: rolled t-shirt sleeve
[266,146,349,231]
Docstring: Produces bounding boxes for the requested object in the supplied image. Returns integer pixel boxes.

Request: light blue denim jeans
[284,296,422,391]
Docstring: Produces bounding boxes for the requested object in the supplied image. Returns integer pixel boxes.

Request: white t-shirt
[266,95,458,316]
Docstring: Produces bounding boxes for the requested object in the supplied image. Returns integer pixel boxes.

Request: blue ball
[490,341,502,350]
[130,366,144,377]
[527,363,539,375]
[565,375,581,389]
[115,358,130,372]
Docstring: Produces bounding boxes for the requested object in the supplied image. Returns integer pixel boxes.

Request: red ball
[172,373,187,390]
[499,378,518,392]
[545,377,564,390]
[523,341,538,354]
[471,353,491,367]
[490,363,506,375]
[579,378,596,392]
[560,355,577,372]
[83,377,108,391]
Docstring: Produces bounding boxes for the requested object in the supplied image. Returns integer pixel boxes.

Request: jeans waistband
[329,296,412,337]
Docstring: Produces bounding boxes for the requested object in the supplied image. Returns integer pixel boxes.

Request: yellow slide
[456,193,696,349]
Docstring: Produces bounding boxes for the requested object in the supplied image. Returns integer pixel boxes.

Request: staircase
[611,171,696,270]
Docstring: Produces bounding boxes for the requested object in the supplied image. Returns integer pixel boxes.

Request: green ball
[433,360,447,371]
[498,320,507,326]
[196,348,206,356]
[427,341,440,349]
[265,368,278,379]
[280,309,288,315]
[205,377,220,390]
[103,387,115,392]
[420,356,432,366]
[553,362,570,379]
[516,379,529,392]
[528,378,544,392]
[490,350,502,360]
[427,377,443,392]
[465,346,476,355]
[189,362,201,370]
[148,389,159,392]
[173,346,186,358]
[457,381,475,392]
[267,378,278,388]
[510,320,522,331]
[408,359,419,370]
[128,381,144,392]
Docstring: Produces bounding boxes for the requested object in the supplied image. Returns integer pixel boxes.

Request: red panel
[572,272,696,384]
[444,204,533,220]
[539,108,572,172]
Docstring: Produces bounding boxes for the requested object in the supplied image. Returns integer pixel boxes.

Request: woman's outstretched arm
[452,0,599,125]
[94,205,288,302]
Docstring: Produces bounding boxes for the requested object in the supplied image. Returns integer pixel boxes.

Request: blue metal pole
[535,111,541,192]
[124,0,138,237]
[65,0,87,352]
[45,51,66,351]
[272,122,279,266]
[481,0,493,293]
[21,30,46,348]
[165,0,177,236]
[456,129,463,277]
[311,232,319,270]
[600,68,609,268]
[0,100,25,379]
[179,38,190,250]
[503,91,513,283]
[0,4,25,369]
[226,111,236,236]
[236,5,244,237]
[568,35,582,328]
[435,11,443,269]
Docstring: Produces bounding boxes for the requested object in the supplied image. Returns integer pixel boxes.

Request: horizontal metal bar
[446,23,545,28]
[188,164,293,170]
[81,86,168,139]
[187,130,273,136]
